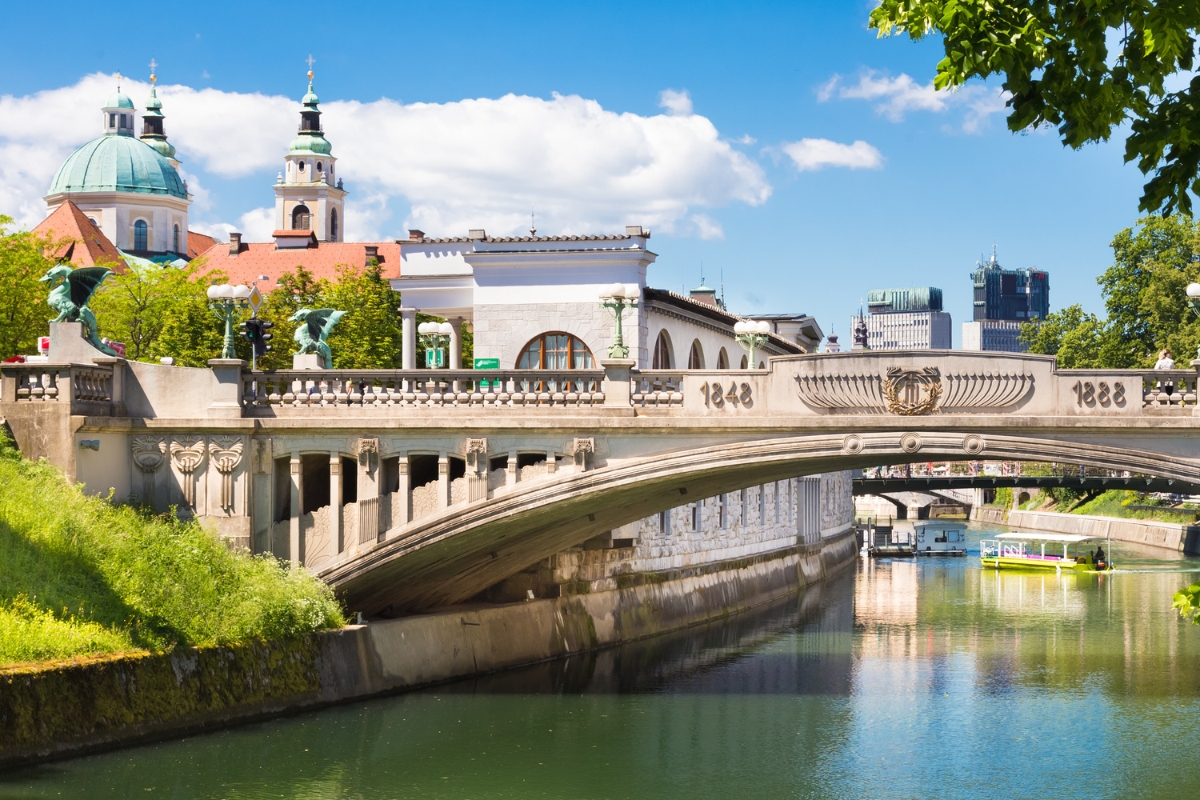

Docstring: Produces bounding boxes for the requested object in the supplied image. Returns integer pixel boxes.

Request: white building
[962,320,1024,353]
[272,69,346,242]
[853,287,952,351]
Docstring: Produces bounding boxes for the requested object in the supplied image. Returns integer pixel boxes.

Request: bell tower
[273,57,347,242]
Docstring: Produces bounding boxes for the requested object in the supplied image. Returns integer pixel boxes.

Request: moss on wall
[0,637,322,762]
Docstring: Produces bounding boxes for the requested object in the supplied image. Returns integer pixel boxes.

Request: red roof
[194,239,402,287]
[187,231,217,260]
[33,201,127,271]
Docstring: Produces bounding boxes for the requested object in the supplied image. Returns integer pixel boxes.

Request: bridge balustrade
[631,371,686,407]
[0,362,115,415]
[240,369,607,410]
[1137,370,1199,408]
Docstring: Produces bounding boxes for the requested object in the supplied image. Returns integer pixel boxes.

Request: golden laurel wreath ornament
[882,367,942,416]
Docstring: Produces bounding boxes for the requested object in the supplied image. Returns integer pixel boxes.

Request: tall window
[719,493,728,529]
[292,204,311,230]
[740,354,749,369]
[330,208,339,241]
[717,348,729,369]
[133,219,148,251]
[652,330,673,369]
[740,488,748,526]
[691,502,700,531]
[659,510,671,536]
[688,340,704,369]
[173,224,180,254]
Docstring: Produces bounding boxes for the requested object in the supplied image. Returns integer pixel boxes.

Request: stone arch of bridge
[324,430,1196,616]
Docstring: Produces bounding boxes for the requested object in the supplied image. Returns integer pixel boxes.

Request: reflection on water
[5,523,1200,799]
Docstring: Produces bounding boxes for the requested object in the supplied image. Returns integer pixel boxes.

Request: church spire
[140,59,178,165]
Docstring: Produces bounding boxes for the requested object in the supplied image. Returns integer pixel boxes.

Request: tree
[91,259,219,362]
[1019,304,1106,367]
[0,216,58,359]
[869,2,1200,214]
[322,260,403,370]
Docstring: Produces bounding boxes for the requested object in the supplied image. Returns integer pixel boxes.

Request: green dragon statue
[290,308,346,368]
[40,264,117,356]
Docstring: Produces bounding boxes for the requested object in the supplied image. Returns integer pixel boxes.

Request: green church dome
[289,132,333,155]
[48,133,187,199]
[105,91,135,109]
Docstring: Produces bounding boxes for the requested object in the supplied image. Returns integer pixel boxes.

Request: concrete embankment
[0,529,857,769]
[972,507,1200,554]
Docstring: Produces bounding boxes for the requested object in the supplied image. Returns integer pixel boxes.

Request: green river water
[4,522,1200,799]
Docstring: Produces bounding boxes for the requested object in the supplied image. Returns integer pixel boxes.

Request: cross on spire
[149,58,158,84]
[306,54,316,78]
[116,72,122,91]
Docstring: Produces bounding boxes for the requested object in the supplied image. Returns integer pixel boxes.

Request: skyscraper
[963,249,1050,352]
[852,287,952,350]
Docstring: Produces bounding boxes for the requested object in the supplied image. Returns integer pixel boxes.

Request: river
[4,522,1200,799]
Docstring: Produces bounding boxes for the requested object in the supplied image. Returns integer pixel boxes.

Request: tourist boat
[903,520,967,557]
[979,532,1114,572]
[864,520,916,557]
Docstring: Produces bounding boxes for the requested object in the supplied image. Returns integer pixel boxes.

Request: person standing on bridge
[1155,349,1176,397]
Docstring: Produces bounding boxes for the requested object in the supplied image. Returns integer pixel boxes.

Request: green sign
[474,358,500,369]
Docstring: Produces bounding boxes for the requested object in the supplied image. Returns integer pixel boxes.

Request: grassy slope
[0,430,343,667]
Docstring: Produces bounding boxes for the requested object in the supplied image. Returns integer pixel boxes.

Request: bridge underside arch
[326,431,1200,615]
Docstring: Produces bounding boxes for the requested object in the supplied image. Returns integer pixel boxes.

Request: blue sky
[0,0,1152,343]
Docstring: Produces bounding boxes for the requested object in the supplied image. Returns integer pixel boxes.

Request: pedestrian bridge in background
[4,345,1200,614]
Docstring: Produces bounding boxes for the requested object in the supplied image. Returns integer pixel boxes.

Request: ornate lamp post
[1187,283,1200,361]
[734,319,771,368]
[417,321,454,367]
[206,283,251,359]
[600,283,640,358]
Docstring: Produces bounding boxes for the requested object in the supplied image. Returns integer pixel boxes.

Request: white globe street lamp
[600,284,640,358]
[735,319,771,368]
[206,284,251,359]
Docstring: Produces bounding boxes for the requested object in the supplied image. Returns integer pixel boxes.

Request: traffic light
[256,320,274,359]
[238,318,256,345]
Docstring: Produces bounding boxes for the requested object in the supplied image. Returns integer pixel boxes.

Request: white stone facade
[859,310,952,350]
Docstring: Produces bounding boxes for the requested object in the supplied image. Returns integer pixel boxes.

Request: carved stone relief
[795,368,1033,415]
[131,435,165,505]
[169,436,206,510]
[208,436,245,512]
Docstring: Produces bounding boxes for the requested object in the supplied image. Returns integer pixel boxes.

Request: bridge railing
[1137,370,1199,408]
[0,362,115,415]
[631,370,686,407]
[241,369,607,410]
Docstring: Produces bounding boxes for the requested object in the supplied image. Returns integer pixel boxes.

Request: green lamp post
[600,283,640,358]
[1188,282,1200,361]
[734,319,771,368]
[417,321,454,368]
[206,283,251,359]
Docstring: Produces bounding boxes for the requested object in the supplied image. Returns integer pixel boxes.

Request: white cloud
[781,139,884,172]
[820,70,1009,133]
[690,213,724,240]
[0,74,769,240]
[659,88,693,117]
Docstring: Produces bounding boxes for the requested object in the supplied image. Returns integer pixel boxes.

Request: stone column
[507,450,518,485]
[330,455,343,553]
[400,308,417,371]
[449,318,463,369]
[600,359,635,407]
[397,456,410,528]
[289,456,301,566]
[438,455,450,509]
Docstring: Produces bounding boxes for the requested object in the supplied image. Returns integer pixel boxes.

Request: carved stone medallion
[899,433,923,454]
[842,434,863,455]
[962,434,986,455]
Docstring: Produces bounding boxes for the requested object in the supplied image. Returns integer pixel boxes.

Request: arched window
[740,354,748,369]
[292,204,311,230]
[517,332,596,392]
[316,162,323,172]
[652,330,674,369]
[758,360,765,369]
[173,224,180,254]
[688,339,704,369]
[88,217,99,228]
[329,208,339,241]
[717,348,729,369]
[298,160,306,173]
[517,332,595,370]
[133,219,148,251]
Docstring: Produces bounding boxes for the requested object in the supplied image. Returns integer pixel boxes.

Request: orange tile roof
[187,231,217,260]
[33,201,127,271]
[194,239,402,287]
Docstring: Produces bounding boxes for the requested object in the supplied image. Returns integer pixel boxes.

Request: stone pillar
[467,438,488,502]
[207,359,247,419]
[356,438,380,503]
[449,318,463,369]
[600,359,635,407]
[398,456,411,527]
[545,450,557,474]
[400,308,417,371]
[330,454,343,553]
[438,455,450,509]
[289,456,301,566]
[507,450,518,485]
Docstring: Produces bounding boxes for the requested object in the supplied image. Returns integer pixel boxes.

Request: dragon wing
[66,267,113,308]
[307,309,346,340]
